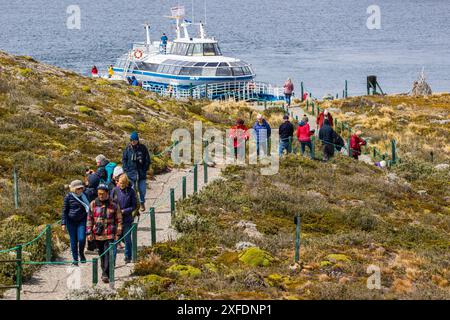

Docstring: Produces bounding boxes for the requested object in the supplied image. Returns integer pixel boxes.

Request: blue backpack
[104,162,117,184]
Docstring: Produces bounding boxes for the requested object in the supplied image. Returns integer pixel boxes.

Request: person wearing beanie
[122,131,151,211]
[87,183,122,283]
[61,180,91,265]
[278,115,294,156]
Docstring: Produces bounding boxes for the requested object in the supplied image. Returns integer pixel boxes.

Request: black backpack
[334,134,345,151]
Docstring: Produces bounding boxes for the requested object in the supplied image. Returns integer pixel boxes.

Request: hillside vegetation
[117,97,450,300]
[0,51,283,288]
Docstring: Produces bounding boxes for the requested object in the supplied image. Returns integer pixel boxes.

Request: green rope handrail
[0,140,179,256]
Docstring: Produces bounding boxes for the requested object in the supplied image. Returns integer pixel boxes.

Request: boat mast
[144,23,151,52]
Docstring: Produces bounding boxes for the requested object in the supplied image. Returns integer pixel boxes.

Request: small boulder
[435,163,449,171]
[235,241,256,251]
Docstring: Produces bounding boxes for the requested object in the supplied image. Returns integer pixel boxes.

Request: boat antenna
[204,0,207,25]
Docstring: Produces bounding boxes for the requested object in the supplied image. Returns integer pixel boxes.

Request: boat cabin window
[232,67,244,76]
[170,42,222,56]
[216,67,232,76]
[193,44,203,56]
[203,43,216,56]
[202,68,216,76]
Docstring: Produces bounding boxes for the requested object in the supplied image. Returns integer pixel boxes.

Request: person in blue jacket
[110,174,137,263]
[131,76,139,86]
[122,131,151,211]
[61,180,91,265]
[253,114,272,156]
[161,33,168,53]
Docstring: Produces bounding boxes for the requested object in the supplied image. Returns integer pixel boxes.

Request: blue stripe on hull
[113,68,254,82]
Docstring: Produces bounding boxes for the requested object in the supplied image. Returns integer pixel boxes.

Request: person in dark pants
[84,173,100,253]
[229,119,249,160]
[296,115,315,159]
[283,78,294,107]
[253,114,272,156]
[122,131,151,212]
[111,174,137,264]
[318,119,338,161]
[61,180,90,266]
[87,184,122,283]
[278,115,294,155]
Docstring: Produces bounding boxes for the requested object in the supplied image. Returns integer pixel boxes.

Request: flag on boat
[171,5,185,17]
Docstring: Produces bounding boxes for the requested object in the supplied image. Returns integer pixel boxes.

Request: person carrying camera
[61,180,90,266]
[122,131,151,212]
[86,184,123,283]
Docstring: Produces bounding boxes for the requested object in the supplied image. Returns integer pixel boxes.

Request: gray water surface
[1,0,449,97]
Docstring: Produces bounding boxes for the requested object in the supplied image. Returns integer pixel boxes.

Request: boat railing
[142,80,284,102]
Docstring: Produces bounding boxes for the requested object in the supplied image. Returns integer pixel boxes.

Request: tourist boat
[109,7,284,101]
[111,12,256,91]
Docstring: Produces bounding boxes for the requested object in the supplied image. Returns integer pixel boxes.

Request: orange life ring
[134,49,143,59]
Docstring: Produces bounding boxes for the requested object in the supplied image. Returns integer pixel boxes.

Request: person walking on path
[319,119,338,161]
[279,115,294,155]
[316,109,334,130]
[229,119,249,160]
[111,174,137,264]
[283,78,294,107]
[296,115,315,159]
[350,130,367,160]
[62,180,91,265]
[87,184,122,283]
[253,114,272,157]
[84,173,101,253]
[122,131,151,212]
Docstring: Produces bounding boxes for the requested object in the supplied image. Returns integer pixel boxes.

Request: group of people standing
[61,132,151,283]
[229,109,366,161]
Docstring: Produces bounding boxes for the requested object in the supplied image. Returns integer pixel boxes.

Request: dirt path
[2,164,223,300]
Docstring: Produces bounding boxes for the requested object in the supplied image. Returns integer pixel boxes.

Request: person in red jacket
[91,65,99,78]
[229,119,249,160]
[296,115,315,159]
[283,78,294,107]
[350,130,367,160]
[316,109,333,130]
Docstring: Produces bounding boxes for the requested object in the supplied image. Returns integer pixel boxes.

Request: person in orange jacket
[229,119,249,159]
[350,130,367,160]
[316,109,334,130]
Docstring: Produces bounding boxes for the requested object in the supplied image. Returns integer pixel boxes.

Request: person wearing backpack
[87,184,122,283]
[62,180,91,265]
[319,119,338,161]
[95,155,117,186]
[111,174,137,264]
[122,131,151,212]
[84,173,101,253]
